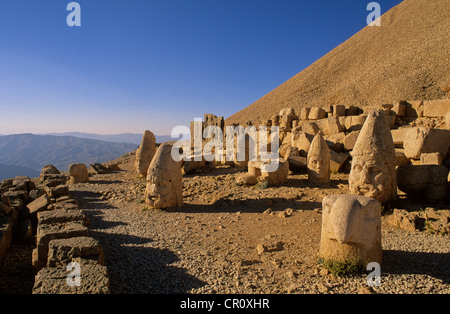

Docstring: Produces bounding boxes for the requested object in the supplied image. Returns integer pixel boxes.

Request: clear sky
[0,0,403,135]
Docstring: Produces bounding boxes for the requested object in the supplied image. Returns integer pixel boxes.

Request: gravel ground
[67,156,450,295]
[1,154,448,295]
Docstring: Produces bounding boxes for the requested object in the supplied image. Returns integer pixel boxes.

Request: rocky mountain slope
[226,0,450,126]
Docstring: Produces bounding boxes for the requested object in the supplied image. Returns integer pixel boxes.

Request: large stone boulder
[40,165,60,181]
[403,127,450,160]
[247,158,289,186]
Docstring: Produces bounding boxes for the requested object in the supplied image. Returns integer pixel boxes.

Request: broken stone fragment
[135,130,157,177]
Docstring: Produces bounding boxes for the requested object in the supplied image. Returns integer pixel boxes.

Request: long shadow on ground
[383,250,450,285]
[72,189,206,294]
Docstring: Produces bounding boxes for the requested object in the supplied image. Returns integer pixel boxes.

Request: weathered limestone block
[349,109,397,204]
[2,190,27,204]
[391,127,412,148]
[47,197,79,211]
[181,153,216,175]
[279,132,293,158]
[308,107,327,120]
[47,236,104,267]
[326,116,345,135]
[12,176,36,193]
[27,194,51,214]
[320,195,382,265]
[34,221,90,271]
[392,100,407,117]
[260,159,289,186]
[90,163,109,174]
[324,132,345,153]
[44,184,70,199]
[300,107,311,120]
[343,131,360,151]
[32,264,110,294]
[405,100,423,118]
[135,130,157,178]
[404,127,450,160]
[40,165,60,181]
[445,111,450,129]
[42,174,68,188]
[279,108,298,131]
[204,113,225,131]
[307,132,330,184]
[279,108,297,118]
[420,152,443,165]
[144,142,183,209]
[344,115,366,132]
[397,164,449,201]
[247,159,289,186]
[423,99,450,117]
[285,147,307,171]
[330,150,350,173]
[395,149,410,166]
[291,131,314,157]
[298,121,320,135]
[271,115,280,126]
[68,164,89,184]
[37,210,89,226]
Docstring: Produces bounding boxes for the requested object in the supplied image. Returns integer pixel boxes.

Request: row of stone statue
[134,107,449,267]
[134,109,398,211]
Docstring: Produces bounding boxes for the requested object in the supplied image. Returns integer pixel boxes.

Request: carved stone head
[320,194,382,265]
[307,132,331,184]
[144,142,183,209]
[349,110,397,204]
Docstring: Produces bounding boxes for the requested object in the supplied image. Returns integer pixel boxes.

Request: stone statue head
[349,110,397,204]
[320,194,382,264]
[307,132,331,184]
[144,142,183,209]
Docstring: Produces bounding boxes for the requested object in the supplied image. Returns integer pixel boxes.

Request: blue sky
[0,0,403,135]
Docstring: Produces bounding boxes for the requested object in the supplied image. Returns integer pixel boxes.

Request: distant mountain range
[42,132,179,146]
[0,133,139,180]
